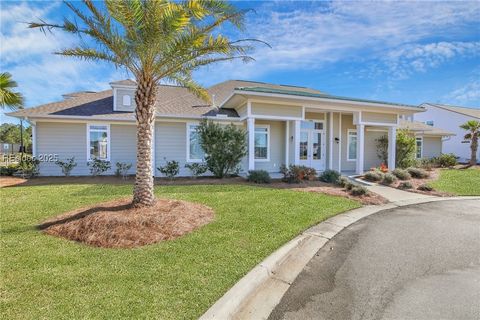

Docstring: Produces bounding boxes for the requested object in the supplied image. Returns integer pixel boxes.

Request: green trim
[235,86,421,109]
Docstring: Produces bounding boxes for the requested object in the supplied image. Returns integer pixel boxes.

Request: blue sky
[1,0,479,124]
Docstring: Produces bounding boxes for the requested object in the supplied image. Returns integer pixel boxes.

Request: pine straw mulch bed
[0,176,27,188]
[386,169,452,197]
[267,180,389,205]
[38,198,214,248]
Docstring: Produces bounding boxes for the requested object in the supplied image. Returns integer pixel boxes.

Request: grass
[430,167,480,195]
[0,183,359,319]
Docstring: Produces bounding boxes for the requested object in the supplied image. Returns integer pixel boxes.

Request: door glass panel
[313,132,322,160]
[300,131,308,160]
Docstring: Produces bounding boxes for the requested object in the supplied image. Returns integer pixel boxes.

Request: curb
[200,196,480,320]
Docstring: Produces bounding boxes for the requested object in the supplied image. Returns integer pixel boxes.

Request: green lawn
[0,183,359,319]
[430,167,480,195]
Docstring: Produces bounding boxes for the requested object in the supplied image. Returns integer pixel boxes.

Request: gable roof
[424,103,480,119]
[399,119,455,136]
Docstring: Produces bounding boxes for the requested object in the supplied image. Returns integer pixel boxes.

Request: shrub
[280,164,316,183]
[345,182,355,191]
[418,184,434,191]
[382,173,397,185]
[392,168,411,180]
[88,158,111,176]
[185,163,208,178]
[363,171,384,182]
[398,181,413,189]
[17,157,40,178]
[197,119,247,178]
[407,167,429,179]
[350,185,369,196]
[337,176,350,187]
[418,158,434,171]
[0,164,18,176]
[319,169,341,183]
[396,130,416,168]
[55,157,77,177]
[247,170,271,184]
[434,153,457,168]
[157,159,180,180]
[115,162,132,180]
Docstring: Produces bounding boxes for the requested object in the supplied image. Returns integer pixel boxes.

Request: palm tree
[460,120,480,166]
[29,0,261,207]
[0,72,24,110]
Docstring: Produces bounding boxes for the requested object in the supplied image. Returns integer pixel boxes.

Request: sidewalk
[365,184,434,202]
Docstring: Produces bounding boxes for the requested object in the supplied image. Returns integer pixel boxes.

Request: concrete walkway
[366,184,434,202]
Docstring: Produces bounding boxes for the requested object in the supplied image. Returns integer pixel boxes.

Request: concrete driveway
[269,199,480,320]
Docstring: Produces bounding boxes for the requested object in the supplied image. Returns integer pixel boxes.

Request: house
[0,142,21,155]
[414,103,480,163]
[7,80,452,177]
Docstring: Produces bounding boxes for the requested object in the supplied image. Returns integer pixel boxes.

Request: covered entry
[298,120,326,171]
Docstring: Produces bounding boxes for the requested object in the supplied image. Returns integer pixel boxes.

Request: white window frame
[86,123,110,161]
[186,122,204,163]
[347,129,357,162]
[416,136,423,159]
[122,95,132,106]
[254,124,270,162]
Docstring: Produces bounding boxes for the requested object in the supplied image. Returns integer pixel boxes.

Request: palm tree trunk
[471,133,478,166]
[132,75,157,207]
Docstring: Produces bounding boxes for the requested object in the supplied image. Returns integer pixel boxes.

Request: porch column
[31,122,37,157]
[294,120,301,165]
[388,126,397,170]
[152,122,156,177]
[247,117,255,171]
[356,124,365,174]
[329,112,333,169]
[285,121,289,166]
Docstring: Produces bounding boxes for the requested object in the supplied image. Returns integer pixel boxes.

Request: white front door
[299,121,326,171]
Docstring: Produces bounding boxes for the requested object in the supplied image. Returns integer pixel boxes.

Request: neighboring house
[7,79,451,177]
[414,103,480,163]
[0,142,21,154]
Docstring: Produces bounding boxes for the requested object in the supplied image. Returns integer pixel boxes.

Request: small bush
[247,170,271,184]
[350,185,369,196]
[398,181,413,189]
[280,164,316,183]
[185,163,208,178]
[319,169,341,183]
[158,159,180,180]
[418,184,434,191]
[418,158,434,171]
[0,164,19,176]
[382,173,397,185]
[434,153,457,168]
[407,167,429,179]
[392,168,411,180]
[337,176,350,187]
[363,171,384,182]
[17,157,40,178]
[115,162,132,180]
[88,158,111,176]
[55,157,77,177]
[345,182,355,191]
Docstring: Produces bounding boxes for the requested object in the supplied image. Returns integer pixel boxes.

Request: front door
[299,121,326,171]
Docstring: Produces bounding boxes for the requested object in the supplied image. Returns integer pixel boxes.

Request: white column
[294,120,301,165]
[152,122,156,177]
[247,117,255,171]
[388,126,397,170]
[329,112,333,169]
[356,124,365,175]
[31,122,37,157]
[338,113,342,172]
[285,121,289,166]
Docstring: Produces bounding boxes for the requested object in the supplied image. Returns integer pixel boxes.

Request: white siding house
[415,103,480,163]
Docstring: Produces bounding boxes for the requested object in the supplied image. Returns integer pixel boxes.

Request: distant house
[7,79,454,176]
[415,103,480,163]
[0,142,21,154]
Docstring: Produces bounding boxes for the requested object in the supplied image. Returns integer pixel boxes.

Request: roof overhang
[221,89,425,114]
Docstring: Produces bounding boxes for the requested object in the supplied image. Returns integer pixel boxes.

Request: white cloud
[445,80,480,105]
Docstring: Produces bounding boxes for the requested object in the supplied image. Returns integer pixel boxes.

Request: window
[3,144,9,150]
[301,121,323,130]
[254,125,270,161]
[87,124,109,160]
[187,124,204,162]
[425,120,434,126]
[122,95,131,106]
[416,137,423,159]
[347,130,357,161]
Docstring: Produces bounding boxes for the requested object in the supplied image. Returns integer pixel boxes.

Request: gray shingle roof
[399,120,455,136]
[424,103,480,119]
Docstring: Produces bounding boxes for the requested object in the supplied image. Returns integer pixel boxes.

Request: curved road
[269,199,480,320]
